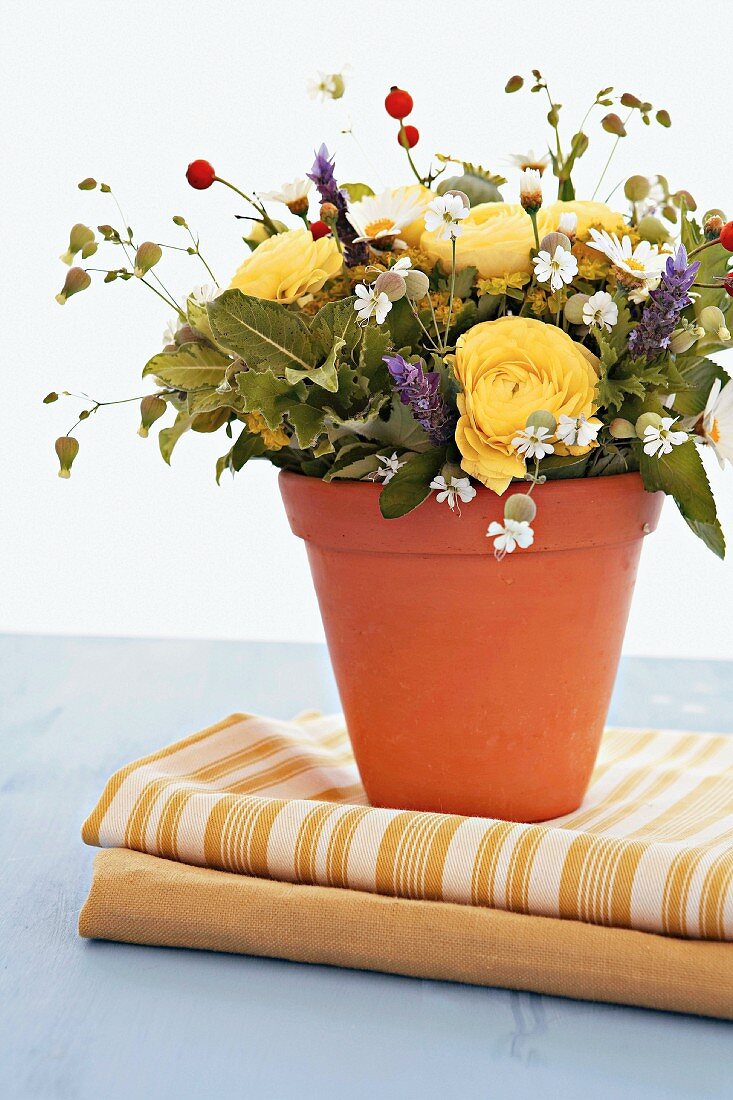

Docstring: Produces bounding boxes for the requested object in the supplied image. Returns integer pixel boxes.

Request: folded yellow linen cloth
[80,848,733,1019]
[82,712,733,941]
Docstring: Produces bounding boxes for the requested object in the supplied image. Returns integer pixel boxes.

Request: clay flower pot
[280,471,663,823]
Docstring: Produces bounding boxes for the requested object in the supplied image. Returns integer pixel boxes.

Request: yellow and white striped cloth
[83,712,733,941]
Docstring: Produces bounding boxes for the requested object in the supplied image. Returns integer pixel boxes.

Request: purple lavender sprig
[383,354,455,447]
[627,245,700,361]
[307,144,368,268]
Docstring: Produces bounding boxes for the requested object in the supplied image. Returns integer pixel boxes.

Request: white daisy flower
[511,425,555,460]
[587,229,666,285]
[430,475,477,511]
[582,291,618,331]
[697,377,733,469]
[423,193,470,241]
[642,417,688,457]
[556,414,601,448]
[532,245,578,292]
[504,149,551,174]
[260,178,312,215]
[353,282,392,325]
[189,284,218,304]
[519,168,543,210]
[370,452,404,484]
[162,316,181,345]
[487,518,535,555]
[347,189,425,251]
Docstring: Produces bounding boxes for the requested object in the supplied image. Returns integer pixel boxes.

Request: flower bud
[320,202,339,222]
[602,113,627,137]
[624,175,650,202]
[656,109,671,128]
[134,241,163,278]
[403,269,430,301]
[373,270,406,302]
[526,409,557,434]
[60,223,95,265]
[77,177,97,190]
[504,493,537,523]
[673,189,696,212]
[519,168,542,213]
[564,293,589,325]
[505,75,524,93]
[699,305,731,341]
[669,328,698,355]
[539,231,571,256]
[443,189,470,213]
[703,214,724,241]
[55,266,91,305]
[635,412,663,439]
[636,215,669,244]
[609,418,636,439]
[172,215,188,227]
[55,436,79,478]
[329,73,346,100]
[138,395,167,438]
[558,213,577,241]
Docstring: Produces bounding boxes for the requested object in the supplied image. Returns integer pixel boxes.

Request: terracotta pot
[280,471,663,822]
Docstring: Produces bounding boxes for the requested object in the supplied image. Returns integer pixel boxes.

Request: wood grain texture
[1,635,733,1099]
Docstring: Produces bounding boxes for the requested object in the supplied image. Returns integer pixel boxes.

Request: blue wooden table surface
[1,635,732,1099]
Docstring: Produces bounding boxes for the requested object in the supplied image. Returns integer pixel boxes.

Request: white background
[2,0,731,657]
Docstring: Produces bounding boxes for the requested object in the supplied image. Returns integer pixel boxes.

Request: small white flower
[487,519,535,555]
[430,475,477,511]
[556,414,601,448]
[582,291,618,331]
[504,149,551,174]
[558,212,578,238]
[260,178,312,213]
[353,283,392,325]
[371,452,404,484]
[424,194,469,241]
[642,417,688,457]
[189,284,217,304]
[519,167,543,208]
[307,70,347,102]
[698,377,733,469]
[390,255,413,272]
[162,316,180,345]
[511,425,555,460]
[627,279,660,305]
[532,245,578,292]
[587,229,666,286]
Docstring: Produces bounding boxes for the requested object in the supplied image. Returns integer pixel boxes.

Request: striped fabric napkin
[82,712,733,941]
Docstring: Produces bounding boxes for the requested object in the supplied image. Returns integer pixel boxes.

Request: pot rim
[279,469,665,556]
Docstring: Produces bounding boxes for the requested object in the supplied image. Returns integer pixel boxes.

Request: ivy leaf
[207,290,317,375]
[640,439,725,558]
[379,449,446,519]
[143,342,230,389]
[236,368,305,429]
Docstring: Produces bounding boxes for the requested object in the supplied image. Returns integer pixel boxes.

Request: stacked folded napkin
[80,712,733,1018]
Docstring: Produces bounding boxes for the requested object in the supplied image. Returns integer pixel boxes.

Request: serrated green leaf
[640,439,725,558]
[143,342,230,389]
[288,404,327,449]
[379,449,446,519]
[309,297,360,359]
[285,336,344,392]
[354,395,431,453]
[386,297,421,348]
[207,289,317,374]
[236,368,305,429]
[451,266,478,298]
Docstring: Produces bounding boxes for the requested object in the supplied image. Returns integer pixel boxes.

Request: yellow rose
[540,200,626,240]
[229,228,342,304]
[421,202,535,278]
[421,199,626,280]
[245,411,289,450]
[394,184,433,248]
[454,317,599,493]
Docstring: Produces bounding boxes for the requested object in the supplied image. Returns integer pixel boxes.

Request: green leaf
[354,395,431,453]
[379,449,446,519]
[287,404,328,449]
[309,297,360,359]
[285,336,344,392]
[236,368,305,429]
[538,453,590,480]
[324,442,382,482]
[215,430,265,483]
[451,266,478,299]
[341,183,375,202]
[207,289,317,374]
[158,411,194,464]
[386,297,421,348]
[143,342,230,389]
[640,440,725,558]
[672,357,730,418]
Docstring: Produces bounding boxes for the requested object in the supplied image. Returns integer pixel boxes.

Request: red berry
[724,271,733,298]
[310,220,331,241]
[398,125,420,150]
[719,221,733,252]
[186,159,216,190]
[385,87,413,120]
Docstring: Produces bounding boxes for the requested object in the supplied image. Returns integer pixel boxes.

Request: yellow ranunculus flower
[454,317,599,494]
[245,411,289,450]
[421,199,626,280]
[229,228,342,305]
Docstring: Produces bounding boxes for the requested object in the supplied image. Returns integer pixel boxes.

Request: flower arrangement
[50,70,733,558]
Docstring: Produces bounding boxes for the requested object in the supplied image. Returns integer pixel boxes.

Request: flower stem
[408,299,442,353]
[528,210,541,251]
[687,238,723,259]
[214,176,280,236]
[426,292,445,353]
[444,237,457,348]
[591,110,632,200]
[398,123,425,186]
